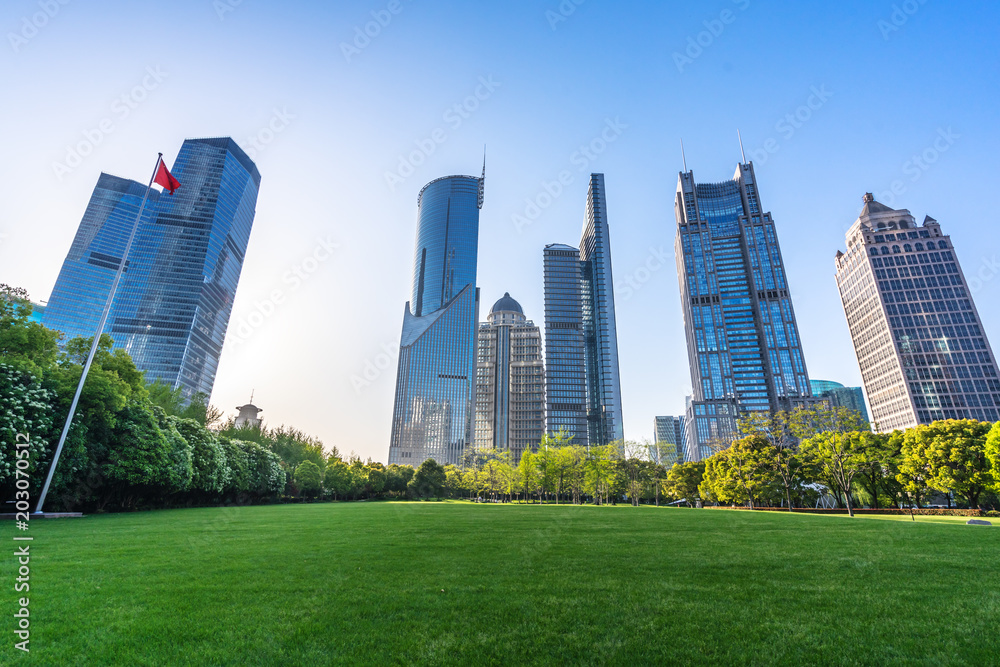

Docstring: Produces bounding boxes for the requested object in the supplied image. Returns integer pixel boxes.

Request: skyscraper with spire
[543,174,624,447]
[674,160,815,461]
[388,165,486,467]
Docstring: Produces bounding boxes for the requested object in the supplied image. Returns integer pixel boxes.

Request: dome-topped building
[488,292,526,326]
[474,292,545,462]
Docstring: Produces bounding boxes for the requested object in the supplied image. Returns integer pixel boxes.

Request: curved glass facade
[43,137,260,400]
[410,176,482,317]
[389,174,484,466]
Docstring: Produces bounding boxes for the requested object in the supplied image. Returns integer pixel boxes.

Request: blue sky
[2,0,998,461]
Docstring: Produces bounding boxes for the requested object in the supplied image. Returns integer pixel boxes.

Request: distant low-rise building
[652,415,685,465]
[810,379,870,424]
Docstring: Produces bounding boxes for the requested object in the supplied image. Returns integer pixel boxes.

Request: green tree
[0,363,54,498]
[102,399,175,508]
[901,420,994,509]
[154,407,193,495]
[0,285,61,374]
[664,461,705,507]
[174,418,229,499]
[800,430,869,516]
[987,422,1000,494]
[294,460,323,498]
[516,448,538,502]
[408,458,446,499]
[699,436,774,508]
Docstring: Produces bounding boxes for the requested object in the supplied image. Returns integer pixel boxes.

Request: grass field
[3,502,998,665]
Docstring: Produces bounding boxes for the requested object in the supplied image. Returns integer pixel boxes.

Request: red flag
[154,158,181,194]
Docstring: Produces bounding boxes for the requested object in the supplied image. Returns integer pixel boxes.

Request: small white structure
[235,392,262,428]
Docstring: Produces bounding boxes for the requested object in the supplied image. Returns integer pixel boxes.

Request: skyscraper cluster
[388,154,1000,467]
[389,170,625,467]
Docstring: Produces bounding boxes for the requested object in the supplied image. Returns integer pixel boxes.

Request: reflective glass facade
[810,379,871,423]
[389,174,485,467]
[835,195,1000,430]
[652,415,685,465]
[543,174,624,447]
[580,174,625,445]
[474,294,545,462]
[674,162,814,461]
[43,138,260,400]
[543,244,588,443]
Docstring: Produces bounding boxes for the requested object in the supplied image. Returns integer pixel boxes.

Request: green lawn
[3,502,998,665]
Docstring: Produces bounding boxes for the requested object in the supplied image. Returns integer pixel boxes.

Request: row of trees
[391,433,678,504]
[0,286,329,511]
[680,407,1000,515]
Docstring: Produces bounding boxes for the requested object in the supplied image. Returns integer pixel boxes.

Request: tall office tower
[835,194,1000,430]
[674,161,815,462]
[543,243,588,443]
[388,170,485,467]
[810,379,871,424]
[43,138,260,399]
[543,174,624,447]
[473,293,546,462]
[652,415,685,465]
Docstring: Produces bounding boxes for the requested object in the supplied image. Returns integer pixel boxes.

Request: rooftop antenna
[249,389,255,404]
[737,129,747,164]
[680,139,687,172]
[478,145,486,209]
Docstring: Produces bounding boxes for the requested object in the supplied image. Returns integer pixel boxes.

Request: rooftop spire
[478,145,486,209]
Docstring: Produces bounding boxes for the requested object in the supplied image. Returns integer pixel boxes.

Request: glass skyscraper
[43,137,260,399]
[674,161,815,461]
[810,379,871,424]
[474,293,545,463]
[388,170,485,467]
[652,415,685,465]
[835,194,1000,430]
[543,173,624,447]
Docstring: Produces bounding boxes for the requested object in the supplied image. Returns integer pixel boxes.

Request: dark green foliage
[0,362,54,496]
[294,460,323,497]
[102,399,175,507]
[408,458,446,499]
[174,418,229,497]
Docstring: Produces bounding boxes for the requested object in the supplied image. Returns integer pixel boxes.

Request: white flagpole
[35,153,165,513]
